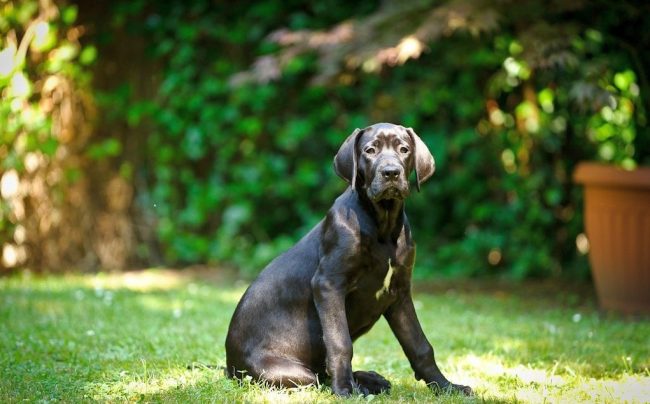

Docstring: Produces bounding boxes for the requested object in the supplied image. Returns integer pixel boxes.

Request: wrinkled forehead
[359,124,410,148]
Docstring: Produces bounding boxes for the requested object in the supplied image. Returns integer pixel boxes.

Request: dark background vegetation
[1,0,649,279]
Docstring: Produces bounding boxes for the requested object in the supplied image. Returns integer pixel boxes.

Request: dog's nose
[381,165,401,181]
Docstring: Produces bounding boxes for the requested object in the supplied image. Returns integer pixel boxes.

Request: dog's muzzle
[368,160,409,201]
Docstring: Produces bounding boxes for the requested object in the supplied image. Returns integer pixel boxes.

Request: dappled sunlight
[364,35,425,72]
[2,270,191,294]
[491,336,525,355]
[453,353,565,386]
[73,351,650,403]
[75,270,246,304]
[83,365,216,401]
[84,270,188,292]
[245,0,500,84]
[238,385,329,403]
[3,272,648,402]
[452,353,650,403]
[578,375,650,403]
[83,363,328,403]
[133,294,182,313]
[0,0,131,273]
[511,373,650,404]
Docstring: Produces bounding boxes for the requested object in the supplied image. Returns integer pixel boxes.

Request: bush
[5,0,646,277]
[0,0,134,272]
[99,0,649,278]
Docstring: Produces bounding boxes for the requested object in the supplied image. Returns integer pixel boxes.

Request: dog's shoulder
[324,189,375,232]
[317,189,367,252]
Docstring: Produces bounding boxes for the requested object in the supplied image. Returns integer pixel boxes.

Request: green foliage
[102,0,648,278]
[437,20,645,278]
[0,1,133,272]
[109,1,381,273]
[0,0,95,269]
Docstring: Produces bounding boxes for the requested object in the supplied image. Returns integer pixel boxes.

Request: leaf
[79,46,98,65]
[86,139,122,160]
[62,5,78,25]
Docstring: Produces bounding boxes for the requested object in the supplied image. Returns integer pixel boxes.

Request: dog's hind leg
[248,356,320,389]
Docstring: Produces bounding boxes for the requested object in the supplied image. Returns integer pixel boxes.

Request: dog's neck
[356,188,405,243]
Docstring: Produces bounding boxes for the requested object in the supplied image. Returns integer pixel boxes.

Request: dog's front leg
[384,292,472,395]
[311,263,355,396]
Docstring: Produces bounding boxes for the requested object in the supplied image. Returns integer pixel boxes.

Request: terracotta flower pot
[574,163,650,314]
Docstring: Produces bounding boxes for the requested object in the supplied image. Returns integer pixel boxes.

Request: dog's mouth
[371,186,407,209]
[380,186,404,199]
[378,198,398,211]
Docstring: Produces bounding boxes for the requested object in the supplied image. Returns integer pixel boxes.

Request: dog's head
[334,123,435,203]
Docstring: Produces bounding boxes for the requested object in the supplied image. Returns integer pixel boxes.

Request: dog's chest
[345,248,410,339]
[373,258,396,299]
[361,257,403,299]
[348,240,413,304]
[341,227,415,339]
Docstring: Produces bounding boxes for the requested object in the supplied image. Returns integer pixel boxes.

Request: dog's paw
[450,383,473,396]
[429,381,473,396]
[331,379,355,397]
[353,370,391,395]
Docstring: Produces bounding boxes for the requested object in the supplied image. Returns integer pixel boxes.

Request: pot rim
[574,162,650,189]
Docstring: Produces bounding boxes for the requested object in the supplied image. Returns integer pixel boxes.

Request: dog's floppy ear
[334,128,365,189]
[406,127,435,192]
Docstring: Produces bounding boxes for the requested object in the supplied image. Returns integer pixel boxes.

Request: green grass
[1,270,648,403]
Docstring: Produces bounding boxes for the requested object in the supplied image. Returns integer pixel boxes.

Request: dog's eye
[365,147,376,155]
[399,146,410,154]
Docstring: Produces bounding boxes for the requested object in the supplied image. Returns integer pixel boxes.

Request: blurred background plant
[0,0,134,272]
[1,0,648,278]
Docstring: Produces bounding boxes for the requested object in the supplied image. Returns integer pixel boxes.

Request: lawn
[1,270,648,403]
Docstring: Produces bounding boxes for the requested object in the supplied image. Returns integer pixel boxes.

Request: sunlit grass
[1,270,648,402]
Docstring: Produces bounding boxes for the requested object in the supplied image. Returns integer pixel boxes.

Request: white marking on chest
[375,258,395,299]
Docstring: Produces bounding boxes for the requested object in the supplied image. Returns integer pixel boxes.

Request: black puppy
[225,123,471,396]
